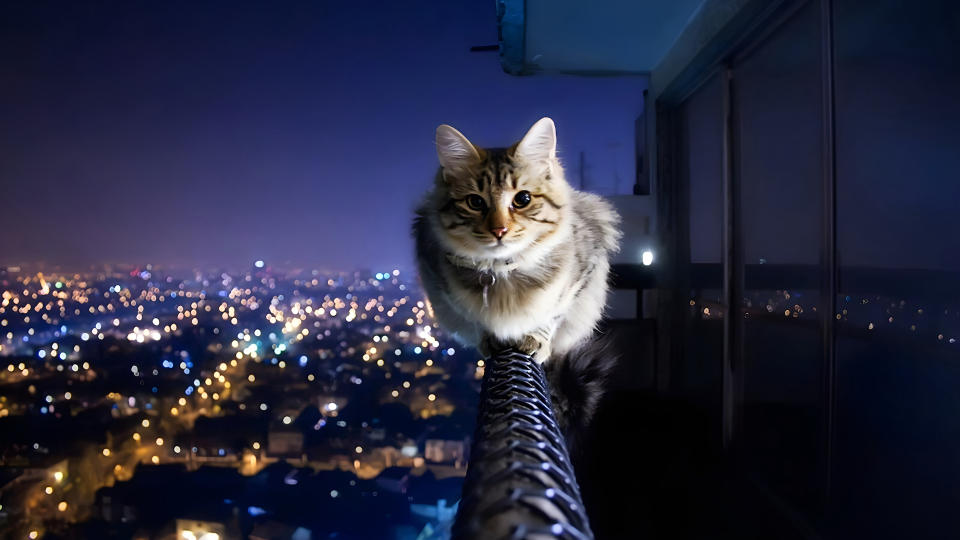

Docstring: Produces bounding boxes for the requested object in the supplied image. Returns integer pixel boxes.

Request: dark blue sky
[0,1,645,271]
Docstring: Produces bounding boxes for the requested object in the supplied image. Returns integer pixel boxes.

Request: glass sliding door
[732,0,825,514]
[832,0,960,537]
[676,74,725,420]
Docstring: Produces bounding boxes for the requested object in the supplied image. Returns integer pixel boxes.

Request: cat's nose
[490,226,508,239]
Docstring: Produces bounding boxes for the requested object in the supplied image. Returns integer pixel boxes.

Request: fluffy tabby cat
[413,117,621,445]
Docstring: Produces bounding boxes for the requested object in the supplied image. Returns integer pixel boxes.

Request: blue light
[185,387,194,395]
[38,350,47,359]
[60,325,67,334]
[254,260,265,268]
[299,355,308,367]
[40,407,48,414]
[247,506,267,516]
[218,448,225,456]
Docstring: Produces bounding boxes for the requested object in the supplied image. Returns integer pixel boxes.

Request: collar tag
[479,271,495,308]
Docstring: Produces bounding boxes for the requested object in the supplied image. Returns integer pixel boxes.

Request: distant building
[249,521,312,540]
[176,518,228,540]
[424,440,466,465]
[375,467,410,494]
[267,429,304,459]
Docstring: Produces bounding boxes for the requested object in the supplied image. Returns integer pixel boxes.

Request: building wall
[654,0,960,537]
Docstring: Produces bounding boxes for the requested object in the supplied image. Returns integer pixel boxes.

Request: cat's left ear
[515,117,557,162]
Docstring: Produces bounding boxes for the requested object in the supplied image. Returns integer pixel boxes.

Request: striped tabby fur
[412,117,621,366]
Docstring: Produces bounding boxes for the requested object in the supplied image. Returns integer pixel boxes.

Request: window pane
[676,74,724,411]
[833,0,960,536]
[734,0,823,513]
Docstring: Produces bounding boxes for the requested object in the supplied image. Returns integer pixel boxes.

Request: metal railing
[453,350,594,540]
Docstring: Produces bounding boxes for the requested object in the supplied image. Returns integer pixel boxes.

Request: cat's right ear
[436,124,481,181]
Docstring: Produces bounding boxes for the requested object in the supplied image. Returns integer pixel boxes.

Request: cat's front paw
[517,334,551,364]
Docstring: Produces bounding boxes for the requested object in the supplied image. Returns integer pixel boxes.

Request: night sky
[0,1,644,271]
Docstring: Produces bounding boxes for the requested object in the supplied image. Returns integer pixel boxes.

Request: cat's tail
[542,333,619,455]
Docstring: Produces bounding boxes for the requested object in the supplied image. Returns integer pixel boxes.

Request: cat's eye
[513,190,532,208]
[466,194,486,211]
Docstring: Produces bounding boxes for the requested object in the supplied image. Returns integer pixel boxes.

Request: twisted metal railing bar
[453,350,594,540]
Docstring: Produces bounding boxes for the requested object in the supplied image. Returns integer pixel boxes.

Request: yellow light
[133,432,141,441]
[155,437,164,446]
[141,419,150,428]
[29,531,39,540]
[252,441,261,450]
[58,500,68,512]
[151,455,160,464]
[53,471,64,482]
[102,448,111,457]
[248,374,255,382]
[428,394,437,402]
[178,397,187,406]
[355,446,363,454]
[391,390,399,398]
[45,486,54,495]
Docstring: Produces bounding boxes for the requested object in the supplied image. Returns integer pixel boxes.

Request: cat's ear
[515,117,556,163]
[436,124,481,177]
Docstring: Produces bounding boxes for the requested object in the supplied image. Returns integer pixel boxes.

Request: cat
[412,117,621,446]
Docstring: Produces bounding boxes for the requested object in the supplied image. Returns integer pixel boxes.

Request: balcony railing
[453,350,594,540]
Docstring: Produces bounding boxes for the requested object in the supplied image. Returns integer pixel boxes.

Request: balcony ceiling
[499,0,706,75]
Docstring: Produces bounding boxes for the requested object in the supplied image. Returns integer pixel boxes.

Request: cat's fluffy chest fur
[413,118,620,364]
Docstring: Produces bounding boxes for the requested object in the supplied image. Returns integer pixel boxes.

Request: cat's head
[431,117,571,260]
